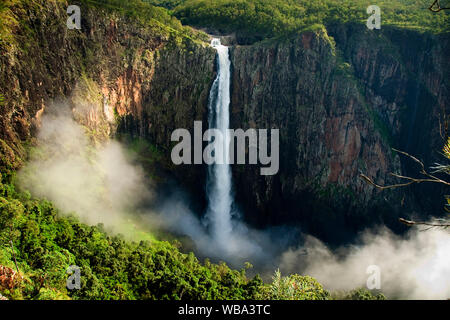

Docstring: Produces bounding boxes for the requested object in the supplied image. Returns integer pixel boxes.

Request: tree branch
[429,0,450,12]
[360,148,450,230]
[359,148,450,189]
[399,218,450,229]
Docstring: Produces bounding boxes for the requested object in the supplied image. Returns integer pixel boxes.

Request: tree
[261,269,330,300]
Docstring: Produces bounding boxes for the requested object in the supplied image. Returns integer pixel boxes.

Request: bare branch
[359,173,415,190]
[360,147,450,231]
[398,218,416,226]
[9,240,19,273]
[394,148,450,185]
[399,218,450,229]
[429,0,450,12]
[389,173,449,185]
[359,148,450,189]
[392,148,425,171]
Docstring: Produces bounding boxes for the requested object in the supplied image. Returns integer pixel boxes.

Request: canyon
[0,0,448,247]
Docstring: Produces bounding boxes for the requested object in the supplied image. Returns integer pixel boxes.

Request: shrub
[263,269,330,300]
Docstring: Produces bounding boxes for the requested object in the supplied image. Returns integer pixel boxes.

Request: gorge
[0,0,449,300]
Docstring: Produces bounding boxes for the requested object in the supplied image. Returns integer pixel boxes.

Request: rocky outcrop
[0,0,215,193]
[229,26,448,243]
[116,41,216,193]
[328,23,449,215]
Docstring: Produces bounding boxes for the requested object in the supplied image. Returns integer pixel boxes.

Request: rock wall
[0,0,215,195]
[229,25,448,243]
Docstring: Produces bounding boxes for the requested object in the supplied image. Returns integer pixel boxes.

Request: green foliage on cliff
[81,0,182,30]
[79,0,209,42]
[146,0,449,43]
[0,0,209,50]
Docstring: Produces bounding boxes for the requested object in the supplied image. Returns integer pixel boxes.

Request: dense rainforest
[147,0,449,43]
[0,0,448,300]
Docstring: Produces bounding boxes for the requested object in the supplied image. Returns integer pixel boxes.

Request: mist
[145,188,277,265]
[17,102,153,235]
[152,190,450,299]
[18,101,275,265]
[278,227,450,299]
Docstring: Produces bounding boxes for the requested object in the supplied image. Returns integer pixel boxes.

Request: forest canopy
[145,0,450,43]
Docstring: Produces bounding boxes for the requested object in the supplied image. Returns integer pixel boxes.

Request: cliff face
[0,1,448,245]
[116,41,216,194]
[229,26,448,243]
[229,29,396,242]
[329,24,449,216]
[0,0,215,192]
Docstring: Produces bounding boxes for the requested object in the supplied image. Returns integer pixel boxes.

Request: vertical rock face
[328,24,448,156]
[229,26,448,243]
[0,0,216,194]
[116,41,216,184]
[328,24,449,216]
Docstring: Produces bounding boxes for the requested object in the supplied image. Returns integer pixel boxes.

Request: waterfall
[205,38,233,249]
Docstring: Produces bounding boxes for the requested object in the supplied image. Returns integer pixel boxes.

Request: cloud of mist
[152,191,450,300]
[17,102,153,231]
[278,227,450,299]
[144,188,278,266]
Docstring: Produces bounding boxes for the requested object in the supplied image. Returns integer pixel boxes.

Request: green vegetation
[145,0,449,43]
[2,0,448,48]
[78,0,209,42]
[0,172,265,299]
[0,0,209,51]
[333,288,386,300]
[261,270,330,300]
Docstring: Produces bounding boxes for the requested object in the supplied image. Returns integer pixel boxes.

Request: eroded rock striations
[229,25,448,242]
[0,0,215,194]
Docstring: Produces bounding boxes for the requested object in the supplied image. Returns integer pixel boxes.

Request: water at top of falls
[206,38,233,250]
[211,38,221,47]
